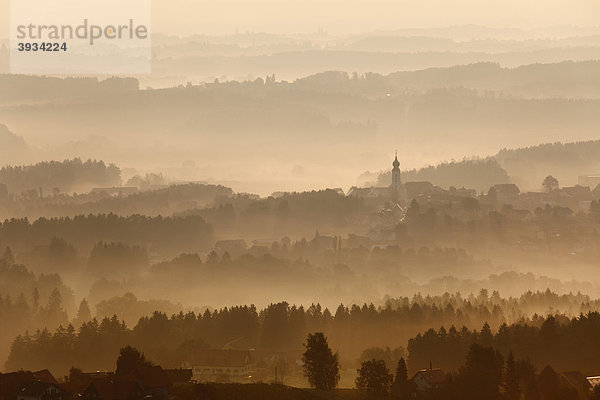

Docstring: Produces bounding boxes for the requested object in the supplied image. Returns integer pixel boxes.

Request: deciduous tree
[302,332,340,390]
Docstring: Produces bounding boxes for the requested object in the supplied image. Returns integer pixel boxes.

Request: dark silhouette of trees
[425,345,582,400]
[2,182,234,221]
[0,158,121,195]
[3,247,15,265]
[72,299,92,328]
[394,357,408,384]
[537,366,560,400]
[505,351,520,400]
[377,158,510,192]
[126,173,165,190]
[542,175,559,192]
[94,293,182,327]
[460,197,480,212]
[457,344,504,400]
[359,347,405,371]
[355,359,393,394]
[65,367,87,388]
[516,359,539,400]
[406,199,420,221]
[88,242,149,278]
[408,311,600,374]
[9,294,600,378]
[0,214,214,257]
[479,321,493,346]
[30,237,78,274]
[537,365,579,400]
[115,345,153,376]
[391,357,414,399]
[39,288,68,328]
[302,332,340,390]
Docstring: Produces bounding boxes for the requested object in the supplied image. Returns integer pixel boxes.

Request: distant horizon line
[3,23,600,42]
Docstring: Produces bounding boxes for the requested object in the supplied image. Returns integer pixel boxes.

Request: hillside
[496,140,600,190]
[0,158,121,195]
[0,124,30,165]
[3,61,600,194]
[371,139,600,191]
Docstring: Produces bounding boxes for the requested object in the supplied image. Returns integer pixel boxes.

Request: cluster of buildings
[3,361,600,398]
[0,350,257,400]
[95,155,600,219]
[0,367,182,400]
[409,367,600,399]
[189,349,253,380]
[349,156,600,214]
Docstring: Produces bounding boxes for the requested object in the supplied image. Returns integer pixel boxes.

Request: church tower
[390,152,407,205]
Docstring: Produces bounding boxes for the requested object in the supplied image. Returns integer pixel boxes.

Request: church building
[347,153,408,205]
[390,153,407,205]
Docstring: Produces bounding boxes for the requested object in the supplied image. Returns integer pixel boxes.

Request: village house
[130,366,171,400]
[587,374,600,389]
[81,380,145,400]
[490,183,521,206]
[347,186,391,199]
[192,350,253,381]
[404,181,436,199]
[0,370,61,400]
[559,371,591,399]
[31,371,57,385]
[578,175,600,189]
[411,367,445,395]
[16,382,67,400]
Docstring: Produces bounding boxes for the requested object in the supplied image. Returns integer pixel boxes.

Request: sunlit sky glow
[1,0,600,38]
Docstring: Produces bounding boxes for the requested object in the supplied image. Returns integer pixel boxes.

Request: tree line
[0,159,121,195]
[8,296,600,377]
[356,343,587,400]
[408,312,600,375]
[1,183,234,220]
[0,213,214,256]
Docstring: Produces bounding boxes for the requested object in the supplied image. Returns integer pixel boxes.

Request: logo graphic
[10,0,151,74]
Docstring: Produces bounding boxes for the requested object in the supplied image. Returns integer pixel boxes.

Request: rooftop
[413,368,445,385]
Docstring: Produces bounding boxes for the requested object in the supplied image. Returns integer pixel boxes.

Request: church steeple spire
[390,152,406,205]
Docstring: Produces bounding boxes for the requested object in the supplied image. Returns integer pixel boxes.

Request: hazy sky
[1,0,600,38]
[148,0,600,35]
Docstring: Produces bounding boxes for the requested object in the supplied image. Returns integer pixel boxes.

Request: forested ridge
[5,289,600,376]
